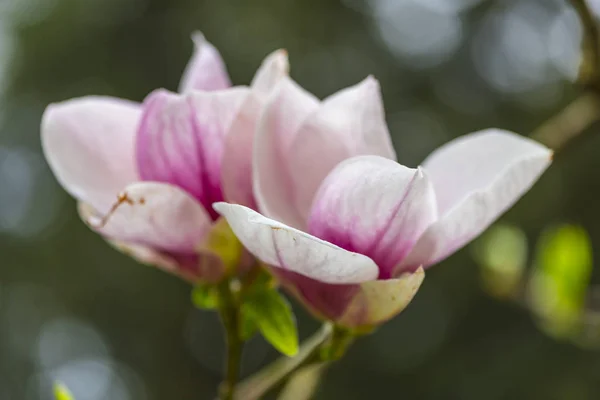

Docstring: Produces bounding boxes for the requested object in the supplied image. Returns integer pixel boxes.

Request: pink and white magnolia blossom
[42,33,288,283]
[215,84,552,328]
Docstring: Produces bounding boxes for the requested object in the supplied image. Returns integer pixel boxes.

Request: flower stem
[229,323,358,400]
[217,280,243,400]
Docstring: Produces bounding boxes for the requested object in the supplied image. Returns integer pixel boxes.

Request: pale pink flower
[42,33,288,283]
[215,127,552,328]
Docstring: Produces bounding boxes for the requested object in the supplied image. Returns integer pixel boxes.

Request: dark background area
[1,0,600,398]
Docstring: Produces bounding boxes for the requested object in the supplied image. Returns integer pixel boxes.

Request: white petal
[83,182,213,254]
[250,49,289,97]
[213,202,379,284]
[254,77,320,228]
[397,129,552,270]
[423,129,552,215]
[286,76,397,224]
[178,32,231,93]
[41,96,141,214]
[308,156,437,278]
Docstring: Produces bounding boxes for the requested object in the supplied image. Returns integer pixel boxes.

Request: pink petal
[308,156,437,279]
[397,129,553,271]
[106,239,209,283]
[41,96,141,214]
[250,49,289,97]
[178,32,231,93]
[254,77,320,228]
[275,267,424,328]
[220,93,262,208]
[287,76,396,226]
[136,88,252,216]
[82,182,213,254]
[213,202,379,284]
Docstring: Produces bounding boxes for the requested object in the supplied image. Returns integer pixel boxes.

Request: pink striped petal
[41,96,141,214]
[83,182,212,254]
[213,202,379,284]
[179,32,231,93]
[308,156,437,279]
[136,88,252,216]
[397,129,552,272]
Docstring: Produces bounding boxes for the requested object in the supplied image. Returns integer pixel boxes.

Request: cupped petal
[287,76,397,225]
[308,156,437,279]
[81,203,238,284]
[250,49,289,97]
[82,182,213,254]
[220,92,262,208]
[213,202,379,284]
[254,77,320,228]
[396,129,552,272]
[41,96,141,214]
[275,267,424,328]
[178,32,231,93]
[136,87,252,216]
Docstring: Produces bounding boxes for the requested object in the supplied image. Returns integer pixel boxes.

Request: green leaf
[243,289,299,356]
[191,284,219,309]
[530,224,593,337]
[53,382,74,400]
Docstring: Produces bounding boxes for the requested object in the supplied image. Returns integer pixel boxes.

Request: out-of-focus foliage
[2,0,600,399]
[473,224,528,298]
[530,224,593,339]
[53,382,74,400]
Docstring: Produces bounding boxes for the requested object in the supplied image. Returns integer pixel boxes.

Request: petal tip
[362,75,380,91]
[212,201,227,214]
[190,31,206,45]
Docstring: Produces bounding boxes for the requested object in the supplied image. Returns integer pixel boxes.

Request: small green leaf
[192,284,220,309]
[243,289,298,356]
[53,382,74,400]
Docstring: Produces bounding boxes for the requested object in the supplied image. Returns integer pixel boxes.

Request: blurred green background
[2,0,600,398]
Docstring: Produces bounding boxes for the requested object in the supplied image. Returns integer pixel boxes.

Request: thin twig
[530,0,600,153]
[230,324,333,400]
[531,92,600,153]
[571,0,600,89]
[218,282,243,400]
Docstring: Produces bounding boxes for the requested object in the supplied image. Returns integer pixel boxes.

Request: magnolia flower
[216,125,552,328]
[42,33,288,283]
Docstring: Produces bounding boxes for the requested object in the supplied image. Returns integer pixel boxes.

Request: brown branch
[530,0,600,153]
[571,0,600,89]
